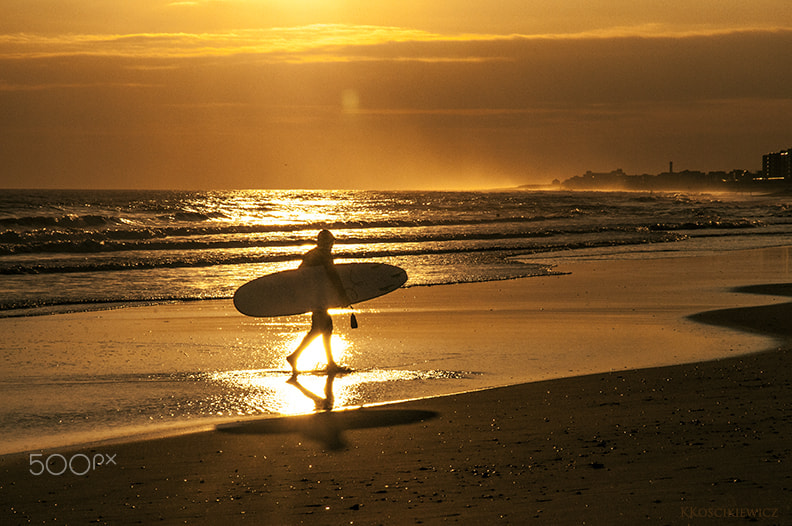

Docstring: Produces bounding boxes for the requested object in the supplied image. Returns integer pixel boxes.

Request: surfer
[286,229,351,375]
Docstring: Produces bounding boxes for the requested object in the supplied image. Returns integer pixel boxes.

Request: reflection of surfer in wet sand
[286,230,351,376]
[286,372,345,449]
[286,371,336,411]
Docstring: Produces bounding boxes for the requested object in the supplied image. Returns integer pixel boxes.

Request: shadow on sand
[216,371,438,451]
[688,283,792,339]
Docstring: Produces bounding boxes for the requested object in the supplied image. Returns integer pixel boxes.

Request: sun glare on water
[207,332,356,415]
[204,326,462,418]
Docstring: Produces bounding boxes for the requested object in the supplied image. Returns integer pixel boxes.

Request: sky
[1,1,791,190]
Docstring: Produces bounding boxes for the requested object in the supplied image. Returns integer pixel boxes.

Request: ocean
[4,188,792,314]
[2,188,792,453]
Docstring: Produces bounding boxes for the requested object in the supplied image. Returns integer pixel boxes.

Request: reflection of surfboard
[233,263,407,317]
[301,366,354,376]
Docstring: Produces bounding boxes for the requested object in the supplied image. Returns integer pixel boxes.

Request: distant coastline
[535,148,792,193]
[556,168,787,193]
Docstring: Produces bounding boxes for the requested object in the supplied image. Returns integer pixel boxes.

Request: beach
[2,247,792,524]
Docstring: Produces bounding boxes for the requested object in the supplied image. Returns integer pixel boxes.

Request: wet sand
[2,248,792,523]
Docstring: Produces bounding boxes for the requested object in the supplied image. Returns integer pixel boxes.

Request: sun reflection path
[204,306,471,419]
[207,367,468,417]
[288,330,352,373]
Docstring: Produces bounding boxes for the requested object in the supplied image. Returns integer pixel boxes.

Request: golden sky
[1,1,791,189]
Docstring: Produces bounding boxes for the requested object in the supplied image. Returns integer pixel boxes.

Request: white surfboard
[233,263,408,317]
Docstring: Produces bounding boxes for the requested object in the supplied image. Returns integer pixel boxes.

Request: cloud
[3,24,789,63]
[0,26,463,61]
[0,81,154,92]
[3,25,790,107]
[2,23,791,188]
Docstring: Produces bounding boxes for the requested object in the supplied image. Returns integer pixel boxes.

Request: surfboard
[233,262,408,317]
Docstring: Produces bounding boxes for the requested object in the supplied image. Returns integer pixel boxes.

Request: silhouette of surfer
[286,230,351,375]
[286,371,336,411]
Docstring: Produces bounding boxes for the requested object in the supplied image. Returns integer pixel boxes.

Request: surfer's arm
[324,261,351,307]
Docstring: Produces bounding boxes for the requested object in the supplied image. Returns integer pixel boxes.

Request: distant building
[762,149,792,180]
[560,148,789,191]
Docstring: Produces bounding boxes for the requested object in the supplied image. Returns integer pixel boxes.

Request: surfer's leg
[287,330,318,373]
[313,310,338,371]
[322,333,339,370]
[288,311,329,373]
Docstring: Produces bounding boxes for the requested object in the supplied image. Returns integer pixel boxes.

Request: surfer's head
[317,229,335,249]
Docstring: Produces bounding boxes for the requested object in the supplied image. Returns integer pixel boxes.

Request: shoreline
[2,246,792,522]
[3,247,788,456]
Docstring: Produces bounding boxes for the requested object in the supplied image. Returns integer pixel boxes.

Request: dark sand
[2,250,792,524]
[3,348,790,524]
